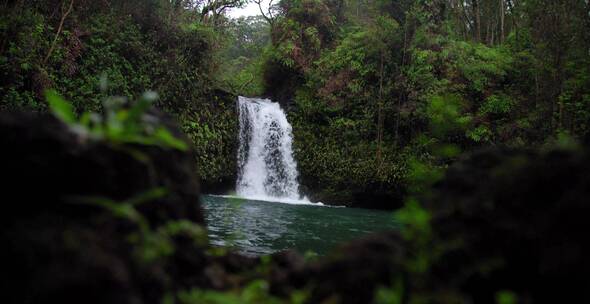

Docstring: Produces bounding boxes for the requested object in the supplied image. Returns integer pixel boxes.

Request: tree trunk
[486,20,491,45]
[506,0,518,43]
[459,0,470,40]
[395,21,409,146]
[500,0,505,43]
[376,50,384,166]
[43,0,74,66]
[473,0,481,42]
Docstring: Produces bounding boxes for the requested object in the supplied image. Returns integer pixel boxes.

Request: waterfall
[236,96,312,204]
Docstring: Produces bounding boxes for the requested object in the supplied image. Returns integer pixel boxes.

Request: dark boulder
[0,112,245,304]
[269,146,590,303]
[424,147,590,303]
[0,111,204,225]
[269,232,408,304]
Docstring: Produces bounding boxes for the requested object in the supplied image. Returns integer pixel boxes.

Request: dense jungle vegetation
[2,1,590,303]
[262,0,590,207]
[1,0,589,208]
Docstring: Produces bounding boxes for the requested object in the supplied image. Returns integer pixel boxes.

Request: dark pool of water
[202,195,399,256]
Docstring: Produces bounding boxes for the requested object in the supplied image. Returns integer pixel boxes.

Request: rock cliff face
[2,111,589,303]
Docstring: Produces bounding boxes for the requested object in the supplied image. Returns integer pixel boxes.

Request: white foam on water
[210,194,324,206]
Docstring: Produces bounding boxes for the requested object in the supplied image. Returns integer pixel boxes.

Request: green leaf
[154,127,188,151]
[127,187,168,206]
[45,90,76,124]
[79,112,92,128]
[20,62,31,71]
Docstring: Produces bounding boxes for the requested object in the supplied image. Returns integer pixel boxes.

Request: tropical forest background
[1,0,589,208]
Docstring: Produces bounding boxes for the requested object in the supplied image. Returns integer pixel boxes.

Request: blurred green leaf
[46,90,76,124]
[154,127,188,151]
[496,290,517,304]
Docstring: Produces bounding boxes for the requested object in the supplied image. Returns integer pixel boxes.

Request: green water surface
[202,195,399,256]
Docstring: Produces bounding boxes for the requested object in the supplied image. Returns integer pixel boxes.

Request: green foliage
[556,55,590,137]
[273,6,411,204]
[46,90,76,124]
[0,9,50,111]
[217,16,269,96]
[405,156,443,194]
[453,42,513,93]
[177,280,298,304]
[374,278,404,304]
[467,125,493,143]
[480,94,513,116]
[0,3,238,185]
[272,0,566,206]
[495,290,518,304]
[292,109,409,204]
[46,90,188,151]
[2,0,589,302]
[180,95,237,181]
[397,198,431,242]
[426,94,471,139]
[433,144,461,158]
[133,219,208,263]
[405,48,440,97]
[266,0,337,74]
[542,130,581,152]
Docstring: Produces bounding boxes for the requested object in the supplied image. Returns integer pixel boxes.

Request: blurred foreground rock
[268,147,590,303]
[0,112,256,304]
[425,147,590,303]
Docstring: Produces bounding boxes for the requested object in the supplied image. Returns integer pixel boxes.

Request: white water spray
[236,96,314,205]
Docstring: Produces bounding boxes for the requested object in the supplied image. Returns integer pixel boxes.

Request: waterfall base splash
[212,194,323,206]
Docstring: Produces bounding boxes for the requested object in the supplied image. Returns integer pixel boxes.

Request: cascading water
[236,96,313,204]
